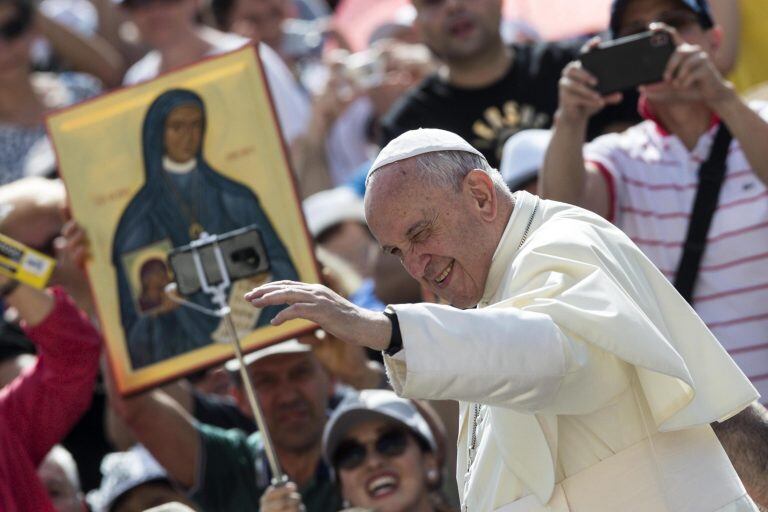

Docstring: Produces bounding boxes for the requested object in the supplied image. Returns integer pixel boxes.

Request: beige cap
[225,338,311,372]
[368,128,486,179]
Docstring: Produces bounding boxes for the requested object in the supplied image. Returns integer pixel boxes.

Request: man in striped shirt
[540,0,768,504]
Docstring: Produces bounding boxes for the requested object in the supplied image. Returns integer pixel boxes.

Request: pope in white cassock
[246,129,760,511]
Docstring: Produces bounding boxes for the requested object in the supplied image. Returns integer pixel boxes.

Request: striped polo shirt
[585,101,768,403]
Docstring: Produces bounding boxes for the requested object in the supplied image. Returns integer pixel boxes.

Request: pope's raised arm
[244,280,392,351]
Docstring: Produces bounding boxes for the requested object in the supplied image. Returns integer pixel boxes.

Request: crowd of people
[2,0,768,510]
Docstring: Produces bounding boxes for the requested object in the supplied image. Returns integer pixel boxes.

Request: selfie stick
[166,231,288,487]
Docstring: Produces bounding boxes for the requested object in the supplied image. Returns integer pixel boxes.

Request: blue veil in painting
[112,89,299,369]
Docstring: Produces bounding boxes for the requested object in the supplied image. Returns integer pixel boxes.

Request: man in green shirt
[190,340,343,511]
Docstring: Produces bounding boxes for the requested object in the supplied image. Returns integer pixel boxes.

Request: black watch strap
[383,307,403,356]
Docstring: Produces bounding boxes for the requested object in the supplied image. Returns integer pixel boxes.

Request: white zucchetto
[368,128,487,179]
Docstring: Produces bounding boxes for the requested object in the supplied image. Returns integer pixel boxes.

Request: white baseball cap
[368,128,486,179]
[323,389,436,468]
[302,187,366,238]
[87,445,169,512]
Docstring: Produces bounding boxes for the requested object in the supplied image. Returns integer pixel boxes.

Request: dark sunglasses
[0,7,33,41]
[122,0,182,10]
[332,428,409,471]
[617,10,702,38]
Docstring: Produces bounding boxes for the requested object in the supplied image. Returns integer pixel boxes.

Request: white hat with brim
[322,389,436,469]
[302,187,366,238]
[86,445,169,512]
[368,128,486,180]
[225,338,311,372]
[499,129,552,191]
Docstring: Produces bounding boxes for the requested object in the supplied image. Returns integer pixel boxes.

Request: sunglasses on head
[332,428,409,471]
[618,9,702,38]
[0,7,32,41]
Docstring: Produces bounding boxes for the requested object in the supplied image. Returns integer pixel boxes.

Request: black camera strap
[673,123,733,304]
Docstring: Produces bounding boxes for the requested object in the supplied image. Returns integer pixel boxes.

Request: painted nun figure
[112,89,298,369]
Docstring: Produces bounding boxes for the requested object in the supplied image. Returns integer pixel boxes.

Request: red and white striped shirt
[585,101,768,403]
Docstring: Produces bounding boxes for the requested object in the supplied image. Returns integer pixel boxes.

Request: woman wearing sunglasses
[324,390,454,512]
[259,389,453,512]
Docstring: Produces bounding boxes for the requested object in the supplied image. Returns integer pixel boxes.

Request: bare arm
[539,60,616,218]
[288,64,357,199]
[713,403,768,509]
[542,113,612,218]
[711,91,768,186]
[36,11,125,88]
[90,0,148,65]
[107,374,200,488]
[105,379,193,450]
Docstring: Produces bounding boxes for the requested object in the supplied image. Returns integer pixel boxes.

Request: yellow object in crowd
[729,0,768,93]
[0,233,55,290]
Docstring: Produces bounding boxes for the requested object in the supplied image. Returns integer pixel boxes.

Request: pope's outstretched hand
[244,281,392,351]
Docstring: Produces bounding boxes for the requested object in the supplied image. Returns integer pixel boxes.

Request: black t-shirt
[380,41,640,168]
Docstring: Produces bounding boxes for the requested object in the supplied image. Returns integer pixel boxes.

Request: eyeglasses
[617,10,702,38]
[332,428,409,471]
[0,9,32,41]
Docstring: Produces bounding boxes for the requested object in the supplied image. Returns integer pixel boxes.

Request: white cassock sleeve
[384,299,632,415]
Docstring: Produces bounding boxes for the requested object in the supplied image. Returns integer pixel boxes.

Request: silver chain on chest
[466,198,539,476]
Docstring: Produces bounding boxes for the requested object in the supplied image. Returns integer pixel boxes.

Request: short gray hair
[367,150,509,193]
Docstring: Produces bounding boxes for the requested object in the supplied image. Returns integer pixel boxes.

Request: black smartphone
[168,225,270,296]
[579,30,676,95]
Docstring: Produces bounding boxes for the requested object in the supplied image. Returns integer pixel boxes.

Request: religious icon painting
[47,46,321,394]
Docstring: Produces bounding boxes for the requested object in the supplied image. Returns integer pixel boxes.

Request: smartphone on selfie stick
[580,30,676,95]
[168,225,270,296]
[166,225,288,487]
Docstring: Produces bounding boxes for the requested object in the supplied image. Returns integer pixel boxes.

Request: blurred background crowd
[1,0,768,511]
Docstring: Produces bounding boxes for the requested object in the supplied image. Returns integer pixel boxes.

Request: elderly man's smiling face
[364,159,502,309]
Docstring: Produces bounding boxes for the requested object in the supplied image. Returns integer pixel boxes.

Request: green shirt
[191,423,342,512]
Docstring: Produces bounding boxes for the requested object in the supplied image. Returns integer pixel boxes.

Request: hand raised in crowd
[244,281,391,352]
[259,482,306,512]
[307,52,363,137]
[640,23,735,106]
[367,41,435,119]
[556,38,623,124]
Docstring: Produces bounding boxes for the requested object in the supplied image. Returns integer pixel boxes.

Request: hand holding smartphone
[579,30,676,95]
